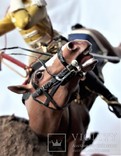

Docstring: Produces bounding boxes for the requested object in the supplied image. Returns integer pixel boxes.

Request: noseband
[24,50,84,110]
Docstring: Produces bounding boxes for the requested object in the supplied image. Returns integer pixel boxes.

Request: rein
[0,46,53,77]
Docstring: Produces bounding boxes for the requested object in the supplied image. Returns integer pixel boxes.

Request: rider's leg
[80,71,121,118]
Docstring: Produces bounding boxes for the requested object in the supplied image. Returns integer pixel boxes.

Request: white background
[0,0,121,155]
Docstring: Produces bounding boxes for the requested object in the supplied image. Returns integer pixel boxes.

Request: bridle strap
[30,49,80,110]
[57,49,68,67]
[32,83,63,110]
[31,63,78,110]
[32,79,62,110]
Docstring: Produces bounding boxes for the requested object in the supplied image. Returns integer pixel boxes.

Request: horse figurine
[8,39,97,156]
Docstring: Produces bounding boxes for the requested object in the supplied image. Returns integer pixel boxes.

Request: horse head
[8,39,97,110]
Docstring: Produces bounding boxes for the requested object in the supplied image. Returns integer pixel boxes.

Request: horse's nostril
[68,42,74,49]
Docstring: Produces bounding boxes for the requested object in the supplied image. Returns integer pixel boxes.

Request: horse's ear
[8,85,31,94]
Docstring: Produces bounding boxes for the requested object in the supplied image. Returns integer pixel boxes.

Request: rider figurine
[0,0,67,65]
[0,0,121,118]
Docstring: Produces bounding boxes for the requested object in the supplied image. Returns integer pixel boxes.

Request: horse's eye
[36,71,43,79]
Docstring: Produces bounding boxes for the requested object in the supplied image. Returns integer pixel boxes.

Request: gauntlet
[11,9,31,29]
[9,0,31,29]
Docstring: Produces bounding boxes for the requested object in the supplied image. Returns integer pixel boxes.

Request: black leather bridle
[23,49,84,110]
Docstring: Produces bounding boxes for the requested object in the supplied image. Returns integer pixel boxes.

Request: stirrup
[108,103,121,118]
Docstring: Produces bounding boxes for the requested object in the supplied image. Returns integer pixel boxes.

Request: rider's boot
[83,71,121,118]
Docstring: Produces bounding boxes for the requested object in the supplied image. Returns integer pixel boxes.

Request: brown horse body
[8,40,97,156]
